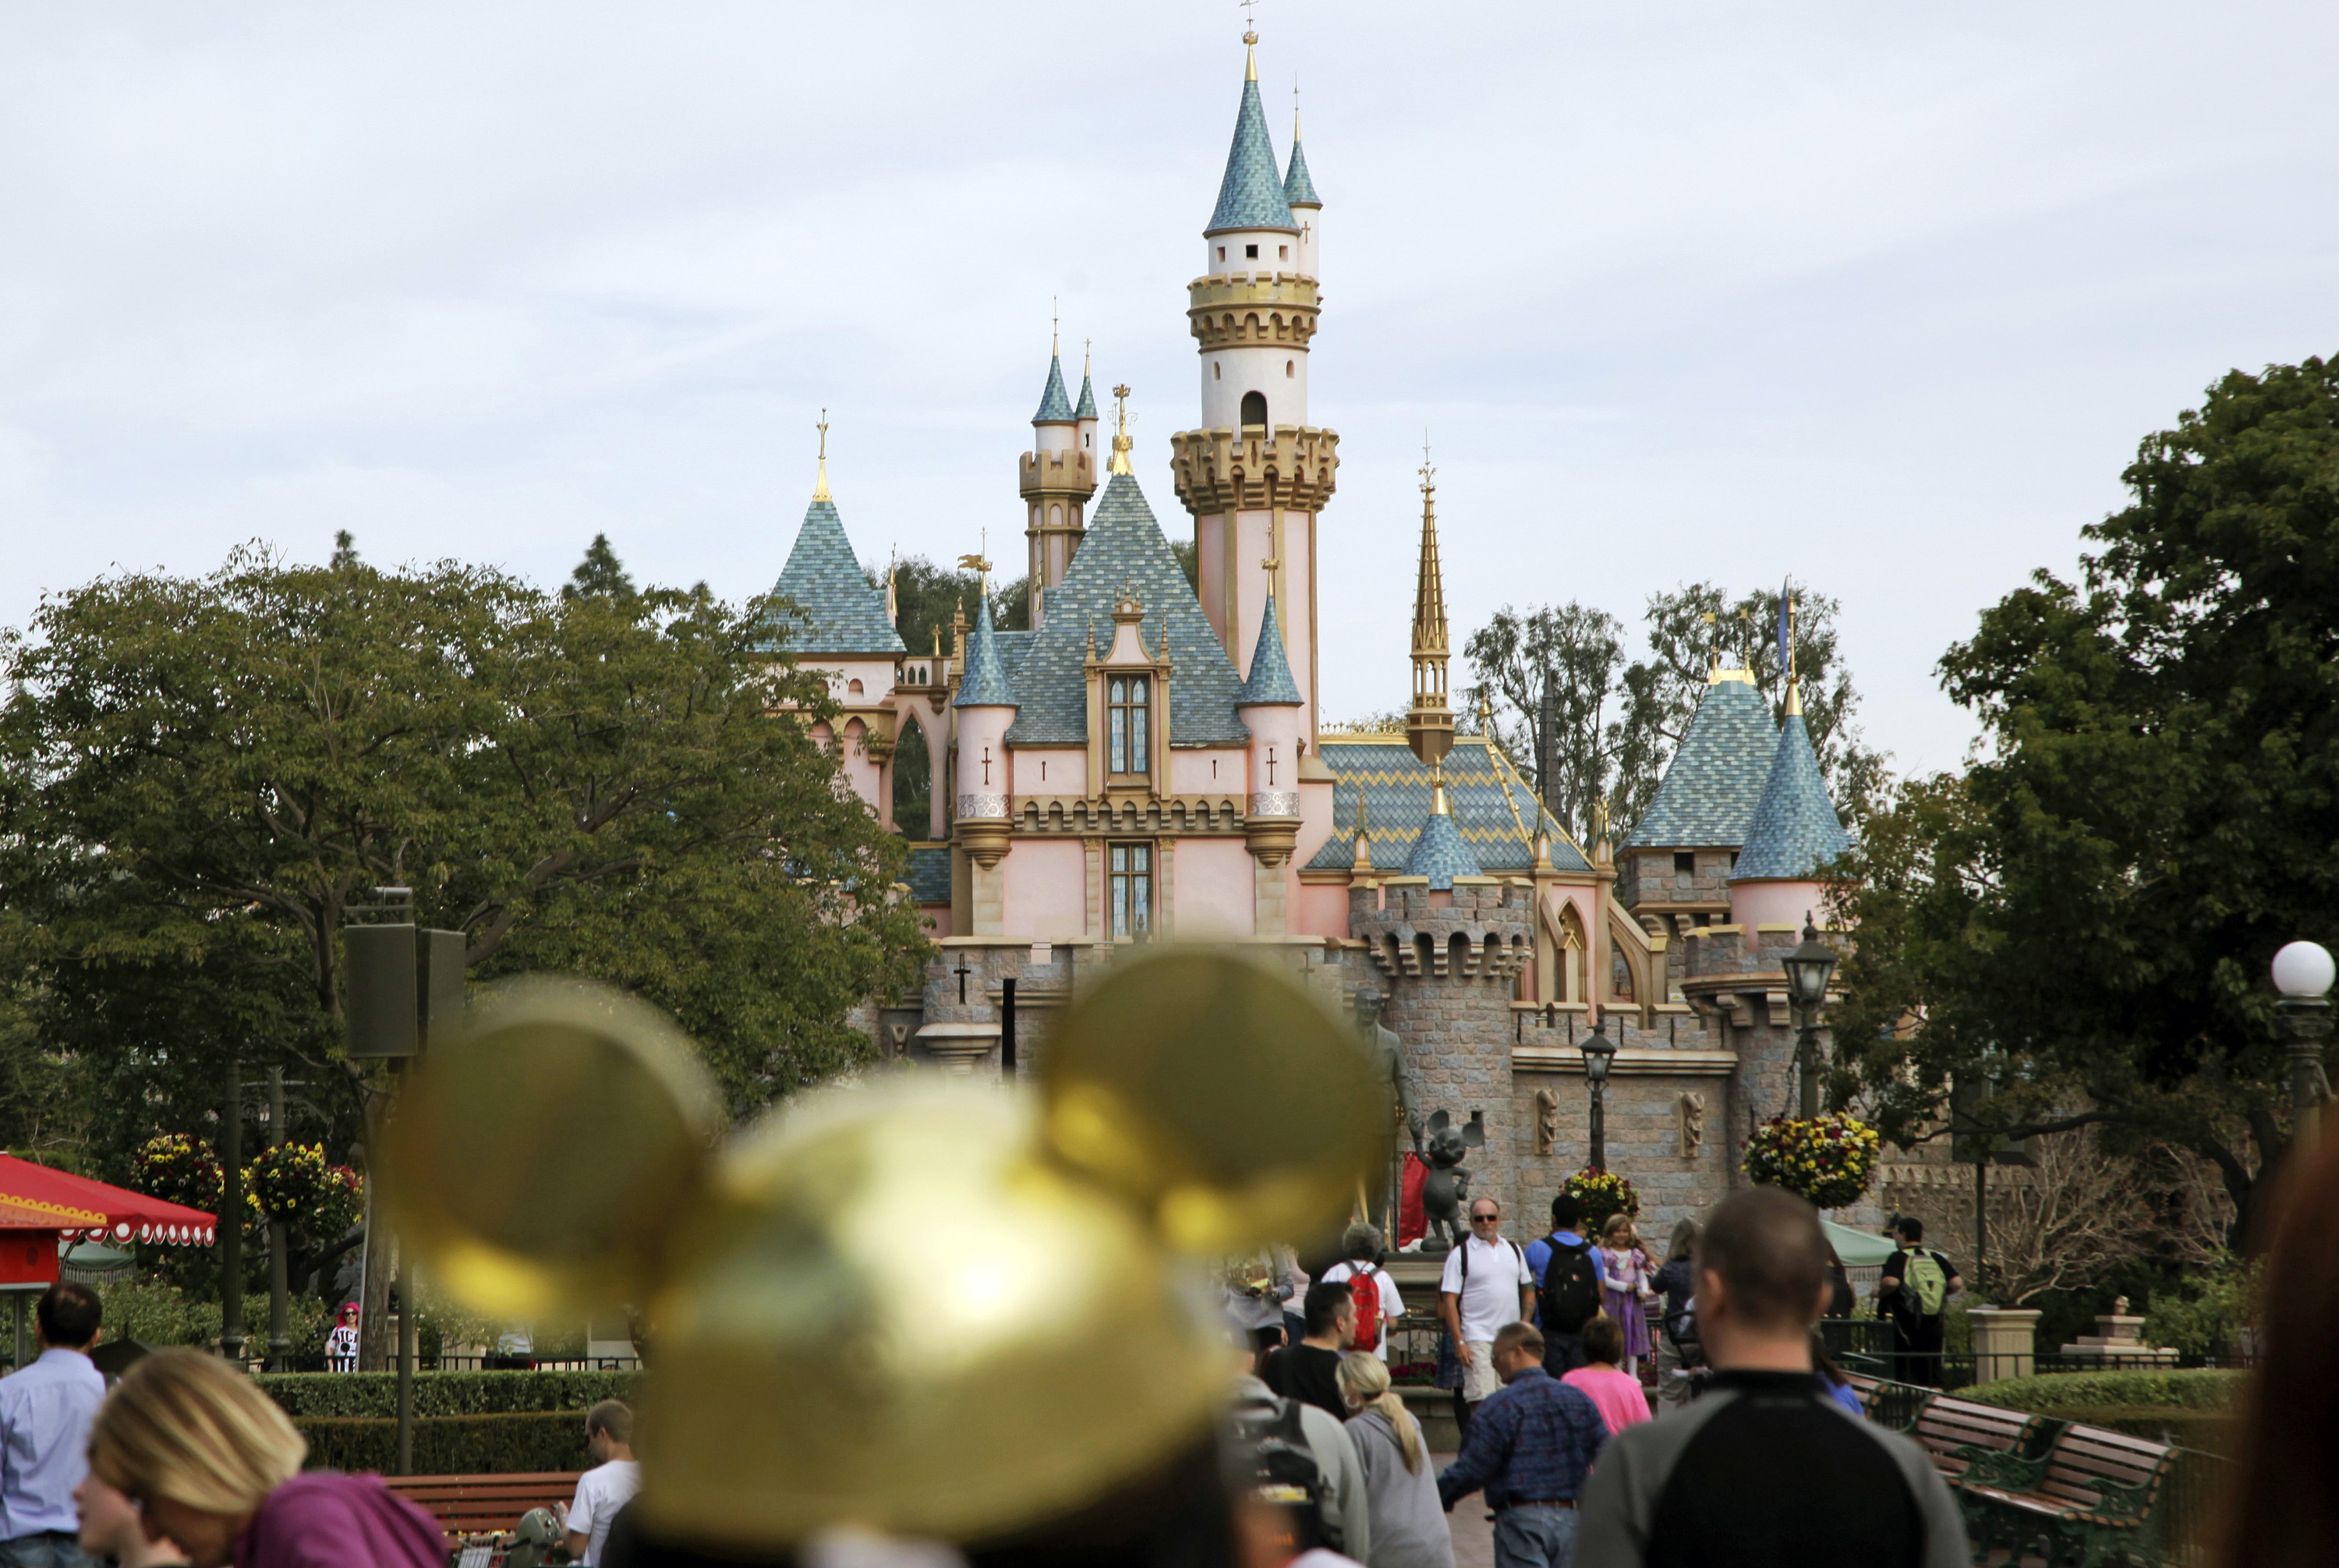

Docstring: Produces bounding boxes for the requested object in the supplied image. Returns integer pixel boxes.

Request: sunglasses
[1470,1213,1500,1223]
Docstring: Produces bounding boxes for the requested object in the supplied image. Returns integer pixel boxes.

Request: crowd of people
[1226,1189,1974,1568]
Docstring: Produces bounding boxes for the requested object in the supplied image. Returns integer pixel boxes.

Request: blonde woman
[86,1350,443,1568]
[1336,1352,1455,1568]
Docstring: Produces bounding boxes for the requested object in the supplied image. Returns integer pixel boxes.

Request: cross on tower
[954,952,972,1004]
[1239,0,1258,33]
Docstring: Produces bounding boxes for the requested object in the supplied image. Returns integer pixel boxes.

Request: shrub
[98,1279,222,1348]
[257,1369,638,1420]
[2143,1255,2257,1357]
[1962,1368,2244,1412]
[295,1412,593,1477]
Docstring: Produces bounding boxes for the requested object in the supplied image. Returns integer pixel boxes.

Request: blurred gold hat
[380,950,1388,1551]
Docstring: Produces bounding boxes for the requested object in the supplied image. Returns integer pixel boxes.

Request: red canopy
[0,1154,217,1245]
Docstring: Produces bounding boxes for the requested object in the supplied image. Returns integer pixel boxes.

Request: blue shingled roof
[1622,677,1776,849]
[954,598,1018,709]
[1208,78,1297,235]
[994,628,1034,682]
[1731,710,1851,882]
[762,497,905,657]
[904,844,952,904]
[1239,594,1304,706]
[1284,138,1320,207]
[1033,356,1074,424]
[1074,371,1099,420]
[1306,736,1593,876]
[1002,473,1249,746]
[1404,808,1481,890]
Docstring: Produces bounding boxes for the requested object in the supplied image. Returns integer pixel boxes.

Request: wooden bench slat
[384,1472,582,1538]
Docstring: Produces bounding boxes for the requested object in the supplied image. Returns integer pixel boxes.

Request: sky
[3,2,2334,779]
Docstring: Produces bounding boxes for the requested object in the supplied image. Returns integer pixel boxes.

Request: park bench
[385,1471,581,1541]
[1906,1395,2046,1487]
[1955,1421,2176,1568]
[1842,1372,1930,1433]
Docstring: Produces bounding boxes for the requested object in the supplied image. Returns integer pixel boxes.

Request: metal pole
[267,1066,290,1372]
[395,1254,416,1474]
[2282,998,2332,1153]
[221,1055,245,1362]
[1000,979,1017,1076]
[1974,1156,1987,1302]
[1589,1081,1606,1171]
[1797,1018,1821,1120]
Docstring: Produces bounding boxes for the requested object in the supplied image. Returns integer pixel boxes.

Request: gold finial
[1428,760,1450,816]
[1293,75,1302,142]
[1051,297,1060,359]
[1240,0,1258,80]
[957,529,992,593]
[1109,383,1134,476]
[813,408,831,502]
[1419,434,1436,498]
[1260,554,1281,575]
[1083,337,1092,379]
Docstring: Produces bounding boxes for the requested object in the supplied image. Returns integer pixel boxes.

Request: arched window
[891,716,930,835]
[847,678,863,695]
[1240,391,1268,430]
[1049,504,1062,528]
[1285,360,1295,378]
[1108,675,1150,775]
[1213,362,1222,381]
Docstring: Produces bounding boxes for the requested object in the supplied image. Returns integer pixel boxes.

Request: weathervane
[1419,432,1436,497]
[957,529,993,592]
[1109,384,1134,476]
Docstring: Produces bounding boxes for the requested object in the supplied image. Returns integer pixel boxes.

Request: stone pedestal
[1967,1307,2040,1384]
[914,1022,1000,1075]
[2058,1304,2178,1365]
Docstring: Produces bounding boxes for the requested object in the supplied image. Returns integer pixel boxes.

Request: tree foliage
[0,538,932,1174]
[1827,358,2339,1239]
[1466,582,1884,842]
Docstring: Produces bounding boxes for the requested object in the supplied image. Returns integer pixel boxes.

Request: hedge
[1962,1368,2243,1414]
[259,1371,638,1421]
[295,1412,593,1477]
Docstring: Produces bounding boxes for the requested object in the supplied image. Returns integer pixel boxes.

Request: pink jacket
[1562,1363,1654,1437]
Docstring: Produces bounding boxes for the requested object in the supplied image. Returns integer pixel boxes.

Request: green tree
[1826,358,2339,1241]
[0,542,929,1163]
[561,533,637,603]
[872,557,1025,662]
[1463,603,1630,844]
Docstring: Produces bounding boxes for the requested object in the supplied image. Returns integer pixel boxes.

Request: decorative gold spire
[1108,384,1134,476]
[812,409,831,502]
[1404,441,1454,771]
[1241,4,1259,83]
[1782,586,1802,714]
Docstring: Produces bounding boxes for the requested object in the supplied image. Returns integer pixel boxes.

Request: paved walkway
[1428,1452,1495,1568]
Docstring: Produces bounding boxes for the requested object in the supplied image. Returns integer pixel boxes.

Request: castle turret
[1172,26,1336,753]
[1021,334,1096,630]
[1285,97,1321,285]
[1728,678,1850,932]
[952,595,1018,931]
[1239,590,1306,931]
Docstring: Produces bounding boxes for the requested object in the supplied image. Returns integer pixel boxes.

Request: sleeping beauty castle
[759,31,1916,1233]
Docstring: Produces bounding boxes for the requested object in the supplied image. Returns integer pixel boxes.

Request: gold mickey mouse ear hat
[380,949,1388,1552]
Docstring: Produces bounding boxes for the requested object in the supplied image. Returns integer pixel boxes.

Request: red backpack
[1341,1265,1384,1354]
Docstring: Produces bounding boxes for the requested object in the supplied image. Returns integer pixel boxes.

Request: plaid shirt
[1437,1364,1609,1510]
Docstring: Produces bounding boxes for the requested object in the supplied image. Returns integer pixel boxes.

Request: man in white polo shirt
[1438,1197,1536,1437]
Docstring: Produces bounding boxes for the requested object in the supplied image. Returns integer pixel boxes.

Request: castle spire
[812,408,831,502]
[1208,27,1297,235]
[1108,384,1134,476]
[1404,445,1454,772]
[1074,339,1099,421]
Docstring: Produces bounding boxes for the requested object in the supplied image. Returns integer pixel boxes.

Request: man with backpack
[1318,1223,1404,1362]
[1229,1332,1372,1561]
[1877,1217,1962,1388]
[1524,1195,1605,1375]
[1439,1198,1538,1433]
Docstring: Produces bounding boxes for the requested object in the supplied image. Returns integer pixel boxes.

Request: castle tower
[1728,675,1850,932]
[1021,334,1098,630]
[1171,27,1338,750]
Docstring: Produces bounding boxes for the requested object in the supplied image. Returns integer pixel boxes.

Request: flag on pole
[1776,578,1793,681]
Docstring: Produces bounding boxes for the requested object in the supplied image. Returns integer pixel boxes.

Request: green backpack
[1902,1251,1950,1318]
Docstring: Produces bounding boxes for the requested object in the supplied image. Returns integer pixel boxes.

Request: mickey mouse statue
[1412,1108,1485,1252]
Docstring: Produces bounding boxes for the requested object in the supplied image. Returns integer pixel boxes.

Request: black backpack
[1226,1392,1335,1556]
[1537,1233,1604,1336]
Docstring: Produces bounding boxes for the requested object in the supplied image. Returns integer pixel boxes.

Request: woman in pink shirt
[1560,1313,1654,1437]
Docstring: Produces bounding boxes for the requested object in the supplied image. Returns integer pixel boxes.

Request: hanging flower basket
[134,1134,224,1215]
[1744,1114,1881,1211]
[1562,1167,1640,1233]
[245,1143,364,1240]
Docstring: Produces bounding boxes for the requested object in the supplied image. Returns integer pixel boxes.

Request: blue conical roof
[1239,594,1304,706]
[1074,370,1099,419]
[1622,676,1777,849]
[1731,706,1850,881]
[1284,138,1320,207]
[1405,807,1481,890]
[1032,356,1074,425]
[953,598,1018,710]
[1208,78,1297,235]
[763,496,904,657]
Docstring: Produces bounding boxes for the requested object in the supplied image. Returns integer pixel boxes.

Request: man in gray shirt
[0,1284,105,1568]
[1573,1190,1967,1568]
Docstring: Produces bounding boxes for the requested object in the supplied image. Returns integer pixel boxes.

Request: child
[1561,1313,1654,1436]
[1596,1212,1658,1375]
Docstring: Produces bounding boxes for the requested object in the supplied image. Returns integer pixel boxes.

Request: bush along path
[255,1370,641,1476]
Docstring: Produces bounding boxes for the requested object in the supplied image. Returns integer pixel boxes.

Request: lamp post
[1580,1020,1618,1170]
[2273,940,2336,1151]
[1781,915,1838,1120]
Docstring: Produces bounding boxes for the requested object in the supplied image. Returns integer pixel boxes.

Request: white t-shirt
[567,1459,641,1567]
[1438,1234,1533,1343]
[1318,1261,1405,1360]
